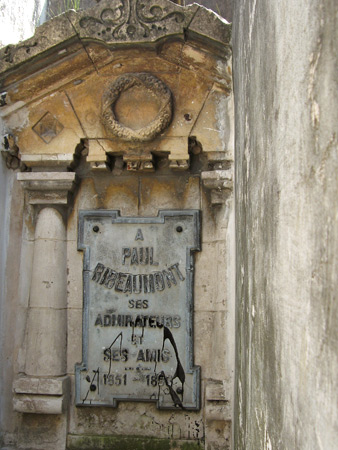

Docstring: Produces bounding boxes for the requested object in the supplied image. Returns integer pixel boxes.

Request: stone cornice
[0,0,231,85]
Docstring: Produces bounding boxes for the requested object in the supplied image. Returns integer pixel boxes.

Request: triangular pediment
[0,0,232,175]
[0,0,231,82]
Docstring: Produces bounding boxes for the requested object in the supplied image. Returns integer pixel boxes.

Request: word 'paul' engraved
[92,262,185,293]
[122,247,158,265]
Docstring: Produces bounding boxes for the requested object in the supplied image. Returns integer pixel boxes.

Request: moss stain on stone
[67,435,203,450]
[180,443,202,450]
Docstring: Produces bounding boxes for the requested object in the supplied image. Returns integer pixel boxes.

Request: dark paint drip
[159,370,184,410]
[106,332,123,376]
[159,326,185,408]
[82,367,100,403]
[162,326,185,386]
[153,322,163,375]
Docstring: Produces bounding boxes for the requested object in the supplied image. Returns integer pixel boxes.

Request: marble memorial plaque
[75,210,201,410]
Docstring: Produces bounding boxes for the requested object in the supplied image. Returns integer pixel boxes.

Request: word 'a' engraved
[92,262,185,293]
[135,229,143,241]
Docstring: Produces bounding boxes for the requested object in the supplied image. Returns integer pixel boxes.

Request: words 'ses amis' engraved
[75,210,201,410]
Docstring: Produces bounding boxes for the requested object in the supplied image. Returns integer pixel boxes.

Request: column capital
[17,172,77,206]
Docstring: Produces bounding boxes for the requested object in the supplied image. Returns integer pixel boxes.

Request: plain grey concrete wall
[233,0,338,448]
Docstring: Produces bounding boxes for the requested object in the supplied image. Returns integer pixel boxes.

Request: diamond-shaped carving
[32,112,64,144]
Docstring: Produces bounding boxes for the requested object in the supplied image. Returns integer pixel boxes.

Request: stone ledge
[13,375,69,395]
[17,172,76,189]
[201,169,233,205]
[205,382,231,422]
[21,153,74,169]
[206,383,227,401]
[13,376,69,414]
[201,169,233,190]
[205,402,232,422]
[13,394,65,414]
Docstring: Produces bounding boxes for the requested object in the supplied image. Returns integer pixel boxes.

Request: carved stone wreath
[102,73,172,142]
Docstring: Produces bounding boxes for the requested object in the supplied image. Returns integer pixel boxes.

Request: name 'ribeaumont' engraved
[91,262,185,294]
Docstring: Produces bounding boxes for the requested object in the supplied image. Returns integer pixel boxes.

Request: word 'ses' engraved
[128,299,148,309]
[95,313,181,329]
[122,247,158,265]
[91,262,185,293]
[103,347,129,362]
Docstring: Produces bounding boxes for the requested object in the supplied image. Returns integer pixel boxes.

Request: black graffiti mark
[106,332,123,376]
[154,326,185,408]
[82,368,100,404]
[158,370,185,410]
[162,326,185,388]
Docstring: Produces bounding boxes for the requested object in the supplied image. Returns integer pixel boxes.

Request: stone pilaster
[13,172,76,414]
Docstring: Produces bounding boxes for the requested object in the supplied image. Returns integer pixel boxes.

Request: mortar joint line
[64,91,86,136]
[65,12,99,74]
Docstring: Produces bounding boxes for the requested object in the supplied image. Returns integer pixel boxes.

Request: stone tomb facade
[0,1,234,448]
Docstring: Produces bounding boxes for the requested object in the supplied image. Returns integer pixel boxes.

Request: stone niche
[0,1,234,449]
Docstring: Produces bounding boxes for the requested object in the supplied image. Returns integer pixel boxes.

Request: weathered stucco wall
[0,1,46,446]
[0,117,14,447]
[233,0,338,448]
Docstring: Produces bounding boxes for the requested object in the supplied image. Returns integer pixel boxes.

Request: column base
[13,376,69,414]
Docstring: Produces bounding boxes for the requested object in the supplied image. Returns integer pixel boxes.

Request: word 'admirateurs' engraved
[94,313,181,328]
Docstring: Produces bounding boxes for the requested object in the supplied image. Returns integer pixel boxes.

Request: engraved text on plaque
[75,210,201,410]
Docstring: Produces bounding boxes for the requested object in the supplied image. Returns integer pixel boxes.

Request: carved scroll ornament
[102,73,172,142]
[79,0,186,42]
